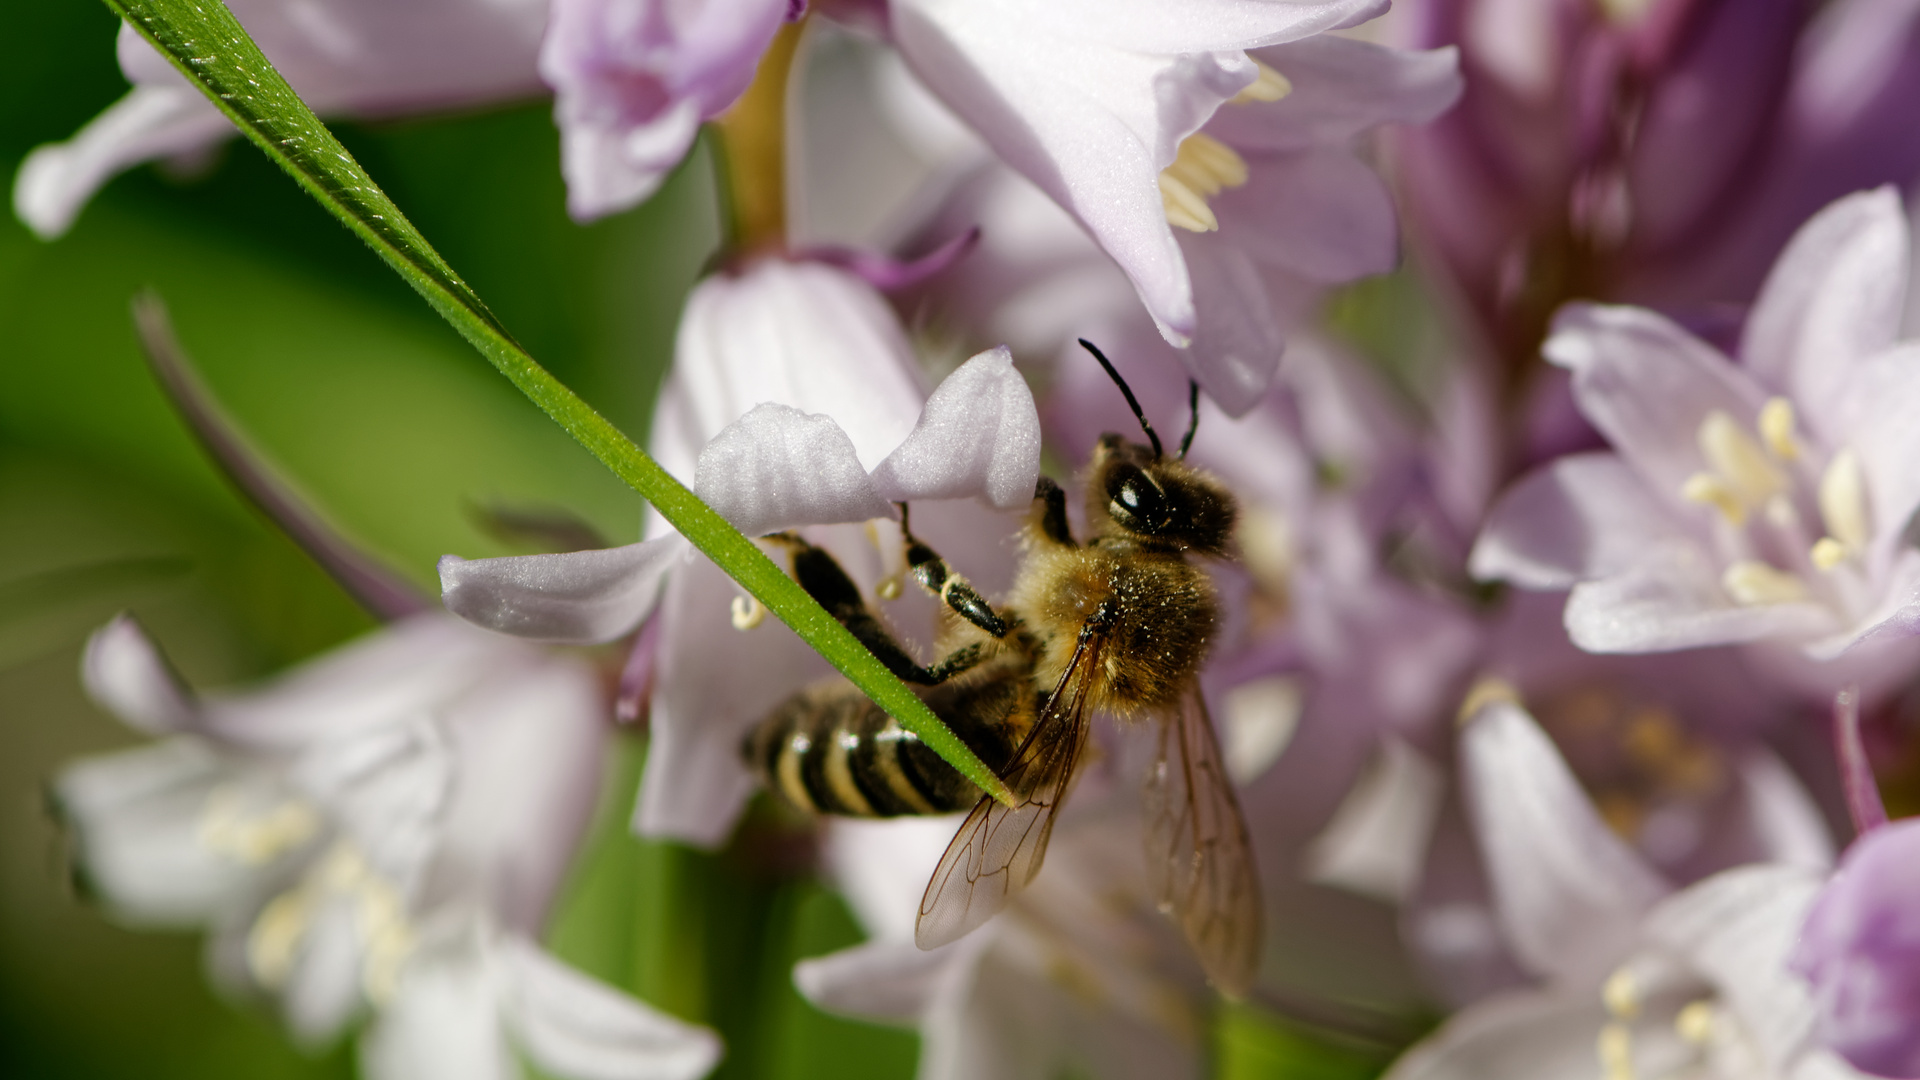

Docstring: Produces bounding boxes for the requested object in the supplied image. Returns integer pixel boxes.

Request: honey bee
[743,341,1260,994]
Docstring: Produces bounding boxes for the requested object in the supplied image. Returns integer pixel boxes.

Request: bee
[743,340,1260,995]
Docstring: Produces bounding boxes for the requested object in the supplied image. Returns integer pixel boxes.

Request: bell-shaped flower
[793,741,1216,1080]
[1381,697,1859,1080]
[439,257,1039,844]
[1471,188,1920,659]
[56,613,721,1080]
[14,0,548,239]
[541,0,795,221]
[874,21,1460,414]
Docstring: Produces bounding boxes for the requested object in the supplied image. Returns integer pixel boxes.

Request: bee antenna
[1077,338,1161,458]
[1178,380,1200,459]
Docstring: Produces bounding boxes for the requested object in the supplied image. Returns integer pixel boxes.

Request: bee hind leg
[765,531,985,686]
[898,504,1010,639]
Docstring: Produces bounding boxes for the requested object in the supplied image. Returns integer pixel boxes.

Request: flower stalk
[713,19,804,254]
[99,0,1015,809]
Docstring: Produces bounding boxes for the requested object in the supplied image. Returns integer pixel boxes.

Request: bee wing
[1143,687,1262,996]
[914,625,1102,950]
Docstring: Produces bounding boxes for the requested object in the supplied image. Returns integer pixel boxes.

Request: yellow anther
[1811,537,1849,572]
[1232,60,1292,104]
[1622,708,1681,767]
[1722,560,1810,605]
[1682,473,1747,527]
[731,594,766,630]
[1457,676,1521,726]
[1759,398,1799,461]
[1675,1000,1716,1044]
[1160,134,1247,232]
[1818,449,1870,554]
[876,575,903,601]
[1160,174,1217,232]
[198,787,322,864]
[247,889,312,989]
[1603,967,1640,1019]
[1597,1021,1636,1080]
[1698,410,1784,507]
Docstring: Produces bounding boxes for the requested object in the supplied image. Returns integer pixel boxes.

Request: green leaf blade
[102,0,1015,807]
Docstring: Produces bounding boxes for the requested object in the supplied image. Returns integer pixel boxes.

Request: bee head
[1088,434,1237,555]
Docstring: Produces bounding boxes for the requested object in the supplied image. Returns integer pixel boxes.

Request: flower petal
[694,403,897,536]
[870,346,1042,509]
[1303,739,1445,904]
[1642,864,1826,1076]
[1545,303,1769,503]
[635,551,837,844]
[82,613,197,735]
[996,0,1387,53]
[1381,990,1610,1080]
[439,537,688,644]
[53,739,256,925]
[1461,700,1669,984]
[658,260,924,482]
[1214,146,1400,283]
[1742,187,1909,430]
[11,85,231,239]
[1470,453,1682,590]
[1565,548,1837,653]
[360,933,514,1080]
[498,935,723,1080]
[1210,37,1463,154]
[1176,235,1289,415]
[1739,750,1838,872]
[793,939,970,1024]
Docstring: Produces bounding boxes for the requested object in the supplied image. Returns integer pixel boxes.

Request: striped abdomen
[745,677,1027,817]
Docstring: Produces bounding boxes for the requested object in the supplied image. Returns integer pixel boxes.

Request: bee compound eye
[1106,465,1167,531]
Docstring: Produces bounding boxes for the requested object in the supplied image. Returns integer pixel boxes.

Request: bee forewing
[1143,688,1263,997]
[915,624,1101,950]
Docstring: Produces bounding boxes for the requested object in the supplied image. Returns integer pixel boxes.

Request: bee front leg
[898,504,1010,639]
[1033,475,1075,547]
[765,532,986,686]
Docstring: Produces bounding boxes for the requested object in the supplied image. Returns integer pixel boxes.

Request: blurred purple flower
[1472,189,1920,658]
[59,614,721,1080]
[1792,818,1920,1079]
[541,0,795,220]
[15,0,549,238]
[1397,0,1920,370]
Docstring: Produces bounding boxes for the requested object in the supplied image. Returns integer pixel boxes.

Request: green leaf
[101,0,1014,807]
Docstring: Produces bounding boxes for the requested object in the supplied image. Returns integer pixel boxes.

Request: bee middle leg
[766,532,988,686]
[897,504,1011,639]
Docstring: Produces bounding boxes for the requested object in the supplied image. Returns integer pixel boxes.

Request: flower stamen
[1722,560,1810,605]
[1758,397,1799,461]
[1231,60,1292,104]
[1160,134,1248,233]
[1813,449,1870,571]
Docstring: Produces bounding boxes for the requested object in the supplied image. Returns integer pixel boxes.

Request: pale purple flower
[439,256,1039,844]
[15,0,548,238]
[541,0,794,221]
[1792,818,1920,1079]
[1471,188,1920,658]
[1383,698,1856,1080]
[58,613,721,1080]
[873,28,1461,413]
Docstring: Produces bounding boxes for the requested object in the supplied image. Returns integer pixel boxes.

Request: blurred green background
[0,7,1400,1078]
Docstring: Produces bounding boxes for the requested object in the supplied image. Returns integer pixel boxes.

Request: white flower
[439,256,1040,844]
[1472,188,1920,659]
[58,613,720,1080]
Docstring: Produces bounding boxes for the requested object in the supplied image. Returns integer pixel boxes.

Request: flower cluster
[21,0,1920,1078]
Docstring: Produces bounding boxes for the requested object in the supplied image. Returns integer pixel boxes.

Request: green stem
[100,0,1015,809]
